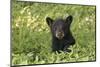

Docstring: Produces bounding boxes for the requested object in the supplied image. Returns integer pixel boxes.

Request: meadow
[12,0,96,66]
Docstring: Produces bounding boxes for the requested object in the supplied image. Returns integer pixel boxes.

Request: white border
[19,0,96,5]
[0,0,100,67]
[0,0,10,67]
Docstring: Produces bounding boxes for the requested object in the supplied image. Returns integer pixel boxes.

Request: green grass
[12,1,96,66]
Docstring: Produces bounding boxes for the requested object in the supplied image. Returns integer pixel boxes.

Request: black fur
[46,15,75,53]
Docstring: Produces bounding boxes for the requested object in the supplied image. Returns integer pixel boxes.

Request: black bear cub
[46,15,75,53]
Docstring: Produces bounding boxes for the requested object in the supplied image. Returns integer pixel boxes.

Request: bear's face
[46,15,73,39]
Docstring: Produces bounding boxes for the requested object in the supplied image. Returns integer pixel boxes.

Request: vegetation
[12,0,96,66]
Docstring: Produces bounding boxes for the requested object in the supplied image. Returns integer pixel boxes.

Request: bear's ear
[65,15,73,25]
[46,17,53,27]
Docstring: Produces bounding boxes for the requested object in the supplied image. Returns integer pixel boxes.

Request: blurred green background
[12,0,96,66]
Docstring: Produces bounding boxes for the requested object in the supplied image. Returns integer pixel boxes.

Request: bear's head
[46,15,73,39]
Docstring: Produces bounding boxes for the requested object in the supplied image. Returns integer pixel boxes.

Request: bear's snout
[56,31,64,39]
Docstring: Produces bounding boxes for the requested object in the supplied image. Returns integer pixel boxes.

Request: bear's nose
[56,32,64,39]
